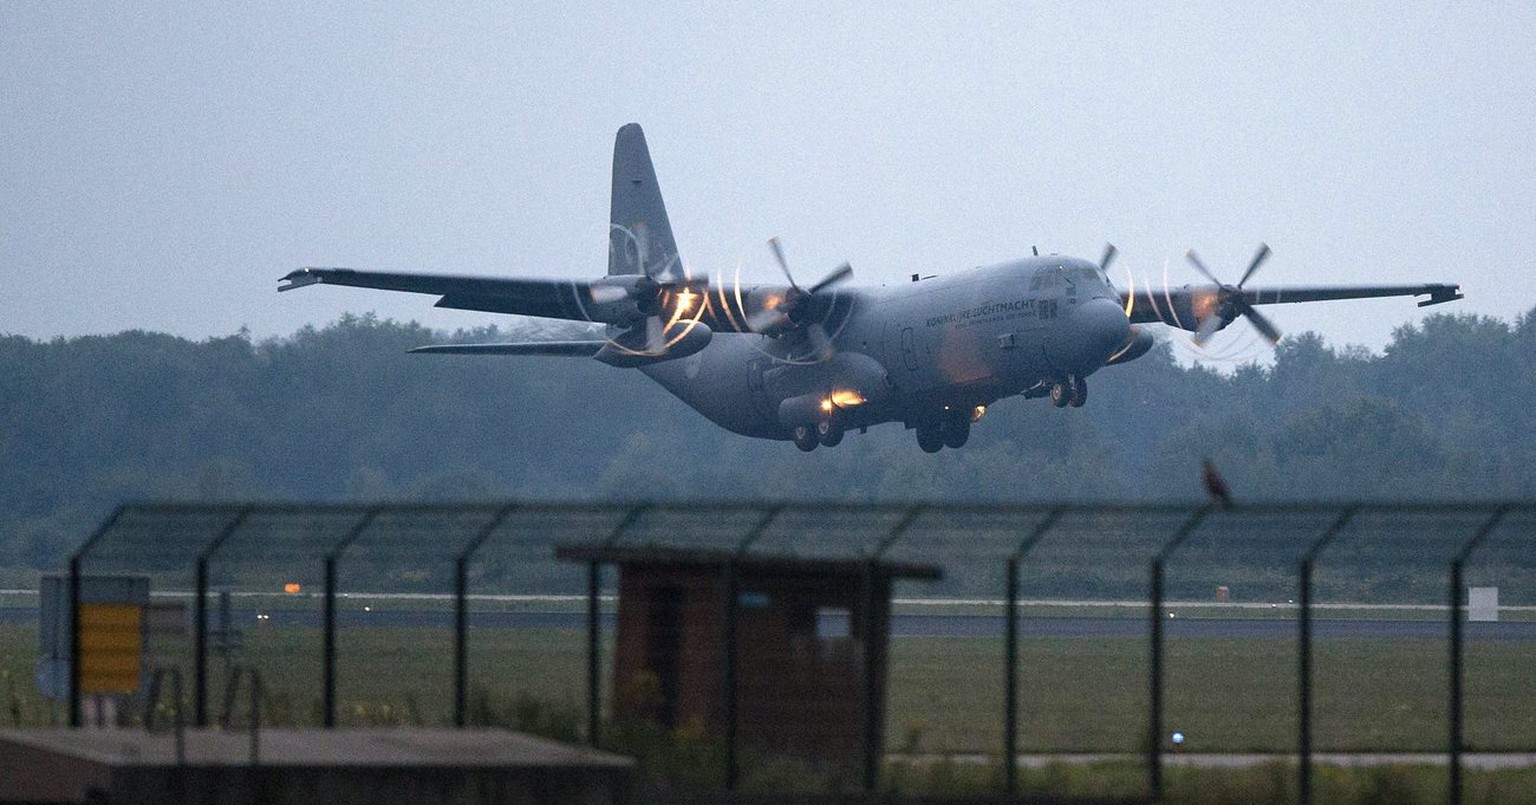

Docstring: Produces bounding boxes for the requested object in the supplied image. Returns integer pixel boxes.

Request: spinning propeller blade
[751,237,854,363]
[1184,243,1283,347]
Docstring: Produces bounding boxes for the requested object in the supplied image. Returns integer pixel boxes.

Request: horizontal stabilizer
[407,341,604,357]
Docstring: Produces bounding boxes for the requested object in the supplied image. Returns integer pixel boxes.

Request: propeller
[598,222,710,356]
[1184,243,1282,346]
[1099,243,1118,274]
[749,236,854,362]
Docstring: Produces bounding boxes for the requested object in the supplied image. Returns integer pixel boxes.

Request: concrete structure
[0,728,634,804]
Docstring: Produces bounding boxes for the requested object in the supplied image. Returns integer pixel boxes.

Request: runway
[4,606,1534,640]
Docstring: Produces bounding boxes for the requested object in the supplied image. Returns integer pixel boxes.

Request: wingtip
[278,269,320,292]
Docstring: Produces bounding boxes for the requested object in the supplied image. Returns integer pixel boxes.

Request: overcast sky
[4,3,1532,361]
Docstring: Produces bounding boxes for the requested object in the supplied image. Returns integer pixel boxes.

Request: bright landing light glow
[829,390,866,407]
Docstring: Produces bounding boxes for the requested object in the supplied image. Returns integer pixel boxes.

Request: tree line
[2,307,1533,571]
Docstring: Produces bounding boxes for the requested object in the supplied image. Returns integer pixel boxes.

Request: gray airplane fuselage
[282,122,1461,452]
[643,256,1129,440]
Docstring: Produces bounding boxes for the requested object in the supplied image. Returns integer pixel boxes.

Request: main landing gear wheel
[818,420,844,447]
[942,411,970,449]
[1049,380,1071,408]
[916,426,944,453]
[1050,376,1088,408]
[792,424,819,452]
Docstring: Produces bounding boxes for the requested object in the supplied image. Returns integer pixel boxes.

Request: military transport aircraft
[281,124,1463,453]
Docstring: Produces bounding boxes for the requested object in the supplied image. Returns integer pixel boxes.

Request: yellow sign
[78,603,142,694]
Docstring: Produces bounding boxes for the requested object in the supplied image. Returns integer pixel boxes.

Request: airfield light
[1171,731,1185,746]
[284,582,301,594]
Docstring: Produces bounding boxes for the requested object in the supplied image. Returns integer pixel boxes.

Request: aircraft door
[747,357,775,420]
[883,320,929,393]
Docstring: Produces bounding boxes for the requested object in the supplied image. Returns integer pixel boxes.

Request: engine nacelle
[594,322,712,368]
[581,275,652,323]
[1105,325,1156,366]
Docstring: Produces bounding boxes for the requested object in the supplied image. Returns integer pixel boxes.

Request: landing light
[972,405,986,422]
[675,288,697,313]
[829,390,865,408]
[820,398,834,413]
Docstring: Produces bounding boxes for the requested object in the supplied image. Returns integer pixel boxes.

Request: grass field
[6,622,1536,755]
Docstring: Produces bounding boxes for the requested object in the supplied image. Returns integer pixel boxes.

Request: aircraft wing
[279,267,623,322]
[407,341,604,356]
[1124,282,1463,327]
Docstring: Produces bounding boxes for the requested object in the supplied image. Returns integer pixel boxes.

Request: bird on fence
[1203,458,1234,509]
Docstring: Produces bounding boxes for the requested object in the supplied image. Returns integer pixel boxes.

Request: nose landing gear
[1049,375,1088,408]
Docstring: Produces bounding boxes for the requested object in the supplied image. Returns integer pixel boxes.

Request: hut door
[646,586,684,728]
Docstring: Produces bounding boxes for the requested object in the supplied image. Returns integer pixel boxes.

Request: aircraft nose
[1074,297,1131,366]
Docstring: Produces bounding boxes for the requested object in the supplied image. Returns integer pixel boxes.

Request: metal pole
[586,560,601,747]
[860,559,879,793]
[1449,558,1464,805]
[453,504,519,728]
[584,504,651,747]
[723,559,740,790]
[723,506,781,791]
[323,553,338,728]
[1148,507,1212,803]
[1298,557,1314,805]
[1148,555,1165,801]
[1298,506,1358,805]
[194,557,210,726]
[860,505,924,794]
[1004,555,1020,797]
[191,507,253,727]
[67,555,82,728]
[1004,506,1065,797]
[322,510,378,729]
[67,505,127,728]
[1448,506,1510,805]
[453,555,469,726]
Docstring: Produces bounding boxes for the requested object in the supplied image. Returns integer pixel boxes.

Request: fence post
[194,507,254,727]
[1004,507,1066,797]
[862,506,924,794]
[1004,555,1019,794]
[1297,506,1358,805]
[67,506,127,728]
[454,505,519,727]
[586,505,650,747]
[1148,507,1211,803]
[1448,506,1510,805]
[723,506,783,791]
[323,509,378,729]
[67,554,82,729]
[586,560,601,746]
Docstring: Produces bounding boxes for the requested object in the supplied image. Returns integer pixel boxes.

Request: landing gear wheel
[1049,380,1071,408]
[1068,376,1087,408]
[942,413,970,449]
[818,420,844,447]
[792,424,819,452]
[916,426,944,453]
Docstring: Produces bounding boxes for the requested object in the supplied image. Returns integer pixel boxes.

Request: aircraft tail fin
[608,123,681,278]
